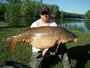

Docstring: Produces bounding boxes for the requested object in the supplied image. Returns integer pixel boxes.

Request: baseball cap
[40,6,50,15]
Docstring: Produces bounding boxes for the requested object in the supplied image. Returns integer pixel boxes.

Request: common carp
[7,26,78,56]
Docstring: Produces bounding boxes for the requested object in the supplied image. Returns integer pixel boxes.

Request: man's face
[40,11,50,22]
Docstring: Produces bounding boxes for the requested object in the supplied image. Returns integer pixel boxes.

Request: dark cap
[40,6,50,14]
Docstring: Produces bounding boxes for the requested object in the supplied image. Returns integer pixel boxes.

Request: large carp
[7,26,78,56]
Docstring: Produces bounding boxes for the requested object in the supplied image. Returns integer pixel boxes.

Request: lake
[53,18,90,32]
[0,17,90,32]
[59,19,90,32]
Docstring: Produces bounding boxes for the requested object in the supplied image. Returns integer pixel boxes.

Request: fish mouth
[74,38,78,42]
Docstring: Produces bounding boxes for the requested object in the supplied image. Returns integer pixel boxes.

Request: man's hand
[22,39,31,44]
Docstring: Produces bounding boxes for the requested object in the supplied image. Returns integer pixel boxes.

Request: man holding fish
[23,6,72,68]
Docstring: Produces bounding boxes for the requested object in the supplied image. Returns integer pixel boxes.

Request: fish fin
[42,48,49,56]
[55,40,61,53]
[8,42,16,53]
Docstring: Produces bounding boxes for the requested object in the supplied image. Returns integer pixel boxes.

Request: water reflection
[59,22,90,32]
[85,20,90,30]
[5,16,38,27]
[56,19,90,32]
[0,17,90,32]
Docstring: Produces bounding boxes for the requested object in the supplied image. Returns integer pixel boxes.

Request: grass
[0,27,90,68]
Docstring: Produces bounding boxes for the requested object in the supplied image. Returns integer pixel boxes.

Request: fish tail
[7,36,16,53]
[8,41,17,53]
[8,35,22,53]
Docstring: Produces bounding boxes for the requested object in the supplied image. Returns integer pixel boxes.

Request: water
[59,21,90,32]
[57,19,90,32]
[0,17,90,32]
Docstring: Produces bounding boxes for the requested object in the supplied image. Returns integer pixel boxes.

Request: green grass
[67,31,90,68]
[0,27,90,68]
[0,27,32,66]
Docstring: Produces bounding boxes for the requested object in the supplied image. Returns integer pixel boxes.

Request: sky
[43,0,90,14]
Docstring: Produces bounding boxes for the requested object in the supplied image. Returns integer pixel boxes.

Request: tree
[48,5,60,18]
[0,3,5,15]
[9,0,22,3]
[40,0,42,3]
[85,10,90,19]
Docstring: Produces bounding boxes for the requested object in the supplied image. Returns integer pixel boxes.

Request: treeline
[60,11,85,19]
[0,0,85,19]
[85,10,90,19]
[0,0,60,18]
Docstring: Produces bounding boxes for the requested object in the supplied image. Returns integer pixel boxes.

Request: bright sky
[43,0,90,14]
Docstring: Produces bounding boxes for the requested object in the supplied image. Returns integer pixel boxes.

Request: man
[23,6,72,68]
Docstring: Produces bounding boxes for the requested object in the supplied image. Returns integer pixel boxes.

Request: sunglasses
[41,11,49,15]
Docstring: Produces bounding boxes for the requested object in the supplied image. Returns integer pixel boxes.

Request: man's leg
[57,44,72,68]
[29,52,43,68]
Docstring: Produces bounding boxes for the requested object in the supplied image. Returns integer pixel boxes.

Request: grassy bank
[0,27,90,68]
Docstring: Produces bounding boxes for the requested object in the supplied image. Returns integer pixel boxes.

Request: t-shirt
[30,19,57,52]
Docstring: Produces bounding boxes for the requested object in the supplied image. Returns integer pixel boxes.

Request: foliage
[60,11,85,19]
[5,3,22,16]
[20,1,40,17]
[48,5,60,18]
[0,3,5,15]
[0,0,85,18]
[85,20,90,30]
[85,10,90,19]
